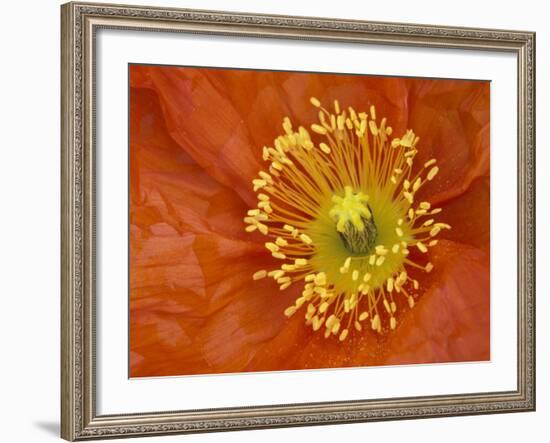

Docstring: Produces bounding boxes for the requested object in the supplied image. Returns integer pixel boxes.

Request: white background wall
[0,0,545,442]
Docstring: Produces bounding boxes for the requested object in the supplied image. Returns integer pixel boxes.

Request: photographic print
[129,65,490,378]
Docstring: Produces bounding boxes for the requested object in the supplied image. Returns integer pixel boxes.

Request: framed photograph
[61,1,536,440]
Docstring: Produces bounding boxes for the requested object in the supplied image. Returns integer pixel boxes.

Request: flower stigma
[245,97,450,340]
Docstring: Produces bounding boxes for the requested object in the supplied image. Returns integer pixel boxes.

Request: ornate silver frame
[61,1,536,440]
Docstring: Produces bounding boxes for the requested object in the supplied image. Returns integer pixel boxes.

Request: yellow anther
[314,286,328,297]
[352,270,359,281]
[344,299,350,313]
[284,306,297,317]
[294,258,308,267]
[395,227,404,237]
[390,317,397,330]
[314,272,327,286]
[355,321,362,331]
[312,316,323,331]
[416,242,428,253]
[404,191,414,204]
[281,264,296,271]
[413,177,422,192]
[272,251,286,260]
[390,301,397,313]
[245,225,258,233]
[425,262,434,273]
[368,120,378,136]
[310,97,321,107]
[319,143,331,154]
[376,256,386,266]
[370,105,376,120]
[271,161,283,171]
[424,159,437,168]
[253,270,267,280]
[300,233,313,244]
[371,314,381,331]
[427,166,439,180]
[330,114,336,130]
[375,245,388,255]
[326,314,337,329]
[257,223,268,235]
[311,124,327,135]
[359,311,369,321]
[282,117,293,134]
[337,114,345,131]
[363,272,371,282]
[387,278,394,292]
[408,296,415,308]
[269,270,285,280]
[339,329,349,341]
[265,242,279,252]
[430,226,441,237]
[252,179,267,191]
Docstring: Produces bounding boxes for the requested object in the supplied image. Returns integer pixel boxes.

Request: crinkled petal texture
[129,65,490,377]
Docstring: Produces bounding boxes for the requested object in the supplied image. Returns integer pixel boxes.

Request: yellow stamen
[245,98,448,340]
[253,270,267,280]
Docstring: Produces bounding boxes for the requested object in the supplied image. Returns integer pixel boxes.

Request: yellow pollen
[416,242,428,253]
[311,124,327,135]
[253,270,267,280]
[427,166,440,180]
[310,97,321,107]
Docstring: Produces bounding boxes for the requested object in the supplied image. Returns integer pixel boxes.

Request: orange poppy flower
[129,65,490,377]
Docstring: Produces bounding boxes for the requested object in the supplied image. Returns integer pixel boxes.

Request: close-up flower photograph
[129,66,490,377]
[2,0,543,442]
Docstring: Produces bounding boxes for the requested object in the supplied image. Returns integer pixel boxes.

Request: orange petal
[435,176,490,251]
[130,86,251,240]
[409,80,490,205]
[381,240,490,365]
[130,65,264,205]
[130,233,296,376]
